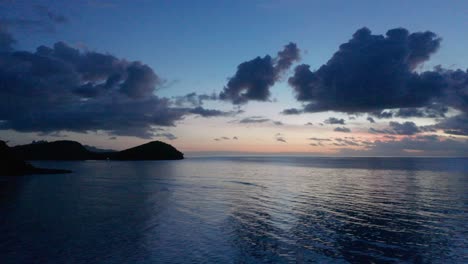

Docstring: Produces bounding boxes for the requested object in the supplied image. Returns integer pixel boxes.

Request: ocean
[0,157,467,263]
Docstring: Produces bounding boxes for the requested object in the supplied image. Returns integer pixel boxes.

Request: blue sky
[9,0,468,94]
[1,0,468,156]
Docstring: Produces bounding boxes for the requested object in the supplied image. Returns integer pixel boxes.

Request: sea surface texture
[0,157,467,263]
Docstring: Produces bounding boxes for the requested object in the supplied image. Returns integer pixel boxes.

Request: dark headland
[12,140,184,161]
[1,140,183,176]
[0,140,71,176]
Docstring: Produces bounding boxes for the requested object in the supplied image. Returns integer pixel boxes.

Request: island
[12,140,184,161]
[0,140,71,176]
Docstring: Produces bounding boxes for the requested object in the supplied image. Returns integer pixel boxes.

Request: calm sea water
[0,157,467,263]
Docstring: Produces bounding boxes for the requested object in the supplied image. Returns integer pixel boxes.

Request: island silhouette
[1,140,184,176]
[0,140,71,175]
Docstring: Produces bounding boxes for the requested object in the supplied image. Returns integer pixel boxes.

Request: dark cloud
[369,127,394,134]
[389,121,421,135]
[371,110,393,119]
[324,117,345,125]
[286,27,468,138]
[220,42,300,104]
[367,117,375,123]
[305,122,313,126]
[0,32,219,138]
[275,42,300,73]
[288,27,445,113]
[120,62,161,98]
[188,106,237,117]
[369,121,422,135]
[369,104,448,119]
[334,127,351,133]
[239,116,271,124]
[233,136,238,140]
[436,114,468,136]
[394,104,448,118]
[281,108,303,115]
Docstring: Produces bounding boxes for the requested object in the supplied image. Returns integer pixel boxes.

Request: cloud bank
[287,27,468,137]
[0,26,229,138]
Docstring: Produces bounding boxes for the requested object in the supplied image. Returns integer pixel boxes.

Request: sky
[0,0,468,156]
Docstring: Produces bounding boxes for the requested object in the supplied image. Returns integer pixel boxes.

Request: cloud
[0,29,223,138]
[275,133,287,143]
[284,27,468,138]
[213,136,232,141]
[219,42,300,104]
[368,104,448,119]
[305,122,313,126]
[233,136,238,140]
[236,116,283,126]
[154,132,177,140]
[369,127,393,134]
[389,121,421,135]
[369,121,422,135]
[324,117,345,125]
[275,42,301,73]
[339,136,468,156]
[367,117,375,123]
[308,137,332,142]
[394,104,448,118]
[281,108,303,115]
[288,27,444,113]
[239,116,271,124]
[273,121,283,126]
[308,137,331,146]
[188,106,238,117]
[334,138,361,146]
[435,114,468,136]
[119,62,161,98]
[172,92,217,107]
[334,127,351,133]
[371,110,393,119]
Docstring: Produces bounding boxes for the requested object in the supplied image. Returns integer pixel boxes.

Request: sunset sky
[1,0,468,156]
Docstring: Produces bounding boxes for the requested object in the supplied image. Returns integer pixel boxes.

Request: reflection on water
[0,157,467,263]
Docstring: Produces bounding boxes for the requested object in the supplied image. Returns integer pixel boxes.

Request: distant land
[0,140,71,176]
[1,140,183,176]
[12,140,184,161]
